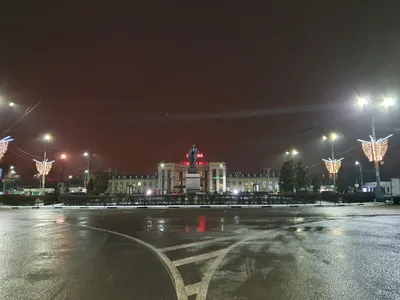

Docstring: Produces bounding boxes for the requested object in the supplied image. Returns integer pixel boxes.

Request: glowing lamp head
[68,175,72,179]
[146,189,152,195]
[292,149,298,156]
[331,132,338,141]
[10,166,14,169]
[355,161,359,165]
[83,152,89,157]
[160,163,164,168]
[8,102,15,107]
[85,170,89,174]
[322,135,327,141]
[357,97,368,107]
[60,154,66,160]
[285,151,290,155]
[233,189,239,195]
[381,97,396,108]
[43,134,52,141]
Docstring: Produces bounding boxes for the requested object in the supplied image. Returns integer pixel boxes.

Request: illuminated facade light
[0,136,13,161]
[357,134,392,162]
[322,158,344,174]
[34,159,55,175]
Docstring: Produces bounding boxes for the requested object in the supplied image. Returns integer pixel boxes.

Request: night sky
[2,1,400,181]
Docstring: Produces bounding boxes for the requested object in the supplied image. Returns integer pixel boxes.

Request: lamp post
[357,96,395,200]
[355,161,363,190]
[322,132,340,192]
[41,134,52,195]
[160,163,164,195]
[83,152,90,188]
[60,153,67,181]
[2,165,14,195]
[68,175,72,192]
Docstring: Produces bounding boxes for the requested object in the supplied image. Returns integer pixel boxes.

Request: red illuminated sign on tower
[185,153,204,158]
[180,152,206,165]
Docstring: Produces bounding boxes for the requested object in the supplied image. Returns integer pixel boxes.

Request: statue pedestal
[186,168,200,194]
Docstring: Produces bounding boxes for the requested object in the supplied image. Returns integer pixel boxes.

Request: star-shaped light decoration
[322,158,344,174]
[0,136,13,161]
[357,134,392,162]
[34,159,55,175]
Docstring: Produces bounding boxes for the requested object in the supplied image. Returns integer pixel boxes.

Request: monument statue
[188,144,198,168]
[186,144,200,194]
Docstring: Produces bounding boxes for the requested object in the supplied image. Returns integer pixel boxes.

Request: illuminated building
[108,151,226,194]
[157,152,226,193]
[108,151,279,194]
[109,173,158,194]
[226,172,279,193]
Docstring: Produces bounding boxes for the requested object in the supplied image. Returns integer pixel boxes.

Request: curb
[0,203,387,210]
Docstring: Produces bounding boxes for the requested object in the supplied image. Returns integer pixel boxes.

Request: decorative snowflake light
[322,158,344,174]
[0,136,13,161]
[34,159,55,175]
[357,134,392,162]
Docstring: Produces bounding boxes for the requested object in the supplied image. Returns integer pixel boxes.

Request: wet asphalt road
[1,205,399,300]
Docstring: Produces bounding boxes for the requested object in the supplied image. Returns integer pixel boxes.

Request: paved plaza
[1,205,399,300]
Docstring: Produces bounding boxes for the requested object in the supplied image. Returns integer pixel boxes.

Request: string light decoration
[0,136,13,161]
[322,158,344,174]
[357,134,392,162]
[34,159,55,175]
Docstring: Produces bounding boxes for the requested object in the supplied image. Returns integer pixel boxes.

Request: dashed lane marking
[173,250,224,267]
[160,236,240,252]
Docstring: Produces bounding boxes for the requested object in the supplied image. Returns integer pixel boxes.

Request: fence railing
[0,192,378,206]
[57,192,375,206]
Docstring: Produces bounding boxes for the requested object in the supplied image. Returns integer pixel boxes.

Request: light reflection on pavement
[0,205,399,300]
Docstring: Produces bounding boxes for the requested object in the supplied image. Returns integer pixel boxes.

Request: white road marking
[195,220,328,300]
[173,250,224,267]
[195,231,272,300]
[70,224,188,300]
[160,236,239,252]
[185,282,201,296]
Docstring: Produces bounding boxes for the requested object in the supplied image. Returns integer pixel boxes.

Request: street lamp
[83,152,90,187]
[285,149,298,157]
[356,96,395,200]
[321,132,342,192]
[355,161,363,190]
[3,165,16,194]
[36,134,53,195]
[60,153,66,160]
[8,102,15,107]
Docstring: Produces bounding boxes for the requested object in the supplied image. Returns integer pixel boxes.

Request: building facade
[108,174,158,194]
[108,151,279,194]
[157,161,226,194]
[226,172,279,193]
